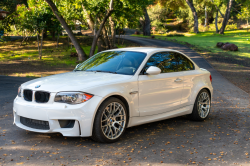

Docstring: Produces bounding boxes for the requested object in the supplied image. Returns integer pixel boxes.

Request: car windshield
[75,51,147,75]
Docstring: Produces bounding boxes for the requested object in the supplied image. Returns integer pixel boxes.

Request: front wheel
[92,97,127,143]
[188,89,211,121]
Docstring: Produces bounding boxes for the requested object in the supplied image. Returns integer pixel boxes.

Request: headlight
[18,86,22,97]
[54,92,93,104]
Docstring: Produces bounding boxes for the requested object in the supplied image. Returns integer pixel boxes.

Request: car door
[172,52,196,106]
[138,52,184,116]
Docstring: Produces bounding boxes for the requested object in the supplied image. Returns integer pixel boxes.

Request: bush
[198,23,238,32]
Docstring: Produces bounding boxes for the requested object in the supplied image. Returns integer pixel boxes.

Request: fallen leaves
[16,162,24,165]
[165,141,170,145]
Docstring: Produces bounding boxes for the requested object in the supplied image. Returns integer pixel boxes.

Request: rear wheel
[92,97,127,143]
[189,89,211,121]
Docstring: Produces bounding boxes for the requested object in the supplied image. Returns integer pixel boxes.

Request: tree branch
[210,0,224,18]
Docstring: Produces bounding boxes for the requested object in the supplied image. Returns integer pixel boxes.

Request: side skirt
[127,105,193,128]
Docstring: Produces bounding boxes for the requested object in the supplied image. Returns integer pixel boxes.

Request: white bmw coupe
[14,47,213,143]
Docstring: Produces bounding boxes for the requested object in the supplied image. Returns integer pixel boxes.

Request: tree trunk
[97,19,110,49]
[89,0,114,57]
[215,11,219,33]
[56,30,59,48]
[102,25,110,49]
[185,0,199,33]
[37,30,40,57]
[39,29,44,59]
[219,0,234,34]
[143,8,151,36]
[97,36,106,52]
[45,0,87,61]
[49,29,56,40]
[109,16,116,48]
[43,28,47,38]
[82,5,95,32]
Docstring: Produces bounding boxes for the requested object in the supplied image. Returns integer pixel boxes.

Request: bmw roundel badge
[35,85,41,88]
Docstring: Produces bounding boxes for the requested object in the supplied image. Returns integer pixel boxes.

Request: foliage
[79,0,153,30]
[54,0,85,28]
[148,2,169,33]
[0,0,28,31]
[15,0,62,35]
[237,0,250,25]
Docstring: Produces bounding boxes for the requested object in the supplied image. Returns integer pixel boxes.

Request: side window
[143,52,176,74]
[173,52,194,71]
[142,52,194,74]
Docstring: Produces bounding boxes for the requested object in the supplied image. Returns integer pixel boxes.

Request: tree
[16,3,46,58]
[143,8,151,36]
[0,0,29,31]
[237,1,250,28]
[219,0,234,34]
[185,0,199,33]
[44,0,87,61]
[86,0,114,57]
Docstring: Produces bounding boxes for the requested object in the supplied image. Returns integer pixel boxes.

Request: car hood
[21,72,133,92]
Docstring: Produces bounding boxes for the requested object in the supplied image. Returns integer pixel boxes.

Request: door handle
[174,78,182,82]
[129,91,138,95]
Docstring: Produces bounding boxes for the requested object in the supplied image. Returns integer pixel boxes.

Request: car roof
[106,47,179,54]
[105,47,200,70]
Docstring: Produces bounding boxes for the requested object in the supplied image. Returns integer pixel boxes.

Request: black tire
[188,89,211,121]
[91,97,128,143]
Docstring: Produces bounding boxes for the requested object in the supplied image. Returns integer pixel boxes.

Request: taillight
[210,75,212,83]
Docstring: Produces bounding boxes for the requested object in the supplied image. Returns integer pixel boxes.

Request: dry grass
[0,35,139,77]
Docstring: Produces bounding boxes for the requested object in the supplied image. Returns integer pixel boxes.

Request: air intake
[20,116,50,130]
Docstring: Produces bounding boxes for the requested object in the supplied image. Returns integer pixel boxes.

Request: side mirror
[75,64,80,69]
[146,66,161,75]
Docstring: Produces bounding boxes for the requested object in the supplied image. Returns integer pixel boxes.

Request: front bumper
[13,94,103,137]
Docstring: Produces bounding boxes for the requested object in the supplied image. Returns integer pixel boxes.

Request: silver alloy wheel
[197,92,210,118]
[101,102,126,140]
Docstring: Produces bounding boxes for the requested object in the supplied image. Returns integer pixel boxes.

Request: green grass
[132,29,250,58]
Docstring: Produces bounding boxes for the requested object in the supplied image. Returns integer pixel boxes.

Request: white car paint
[13,47,213,137]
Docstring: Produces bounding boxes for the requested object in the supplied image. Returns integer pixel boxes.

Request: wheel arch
[90,93,131,136]
[202,87,212,100]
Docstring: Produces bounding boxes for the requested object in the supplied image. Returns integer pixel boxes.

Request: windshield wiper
[87,70,117,74]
